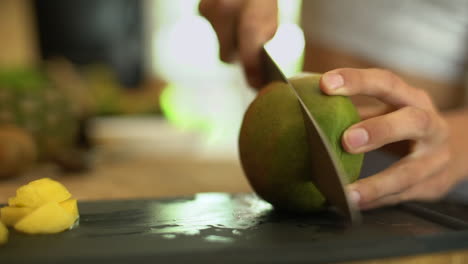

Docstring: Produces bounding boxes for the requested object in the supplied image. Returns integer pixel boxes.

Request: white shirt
[302,0,468,84]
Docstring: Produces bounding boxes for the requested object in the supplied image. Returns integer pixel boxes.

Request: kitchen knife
[261,46,361,225]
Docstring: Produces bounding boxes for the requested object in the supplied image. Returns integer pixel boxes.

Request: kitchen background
[0,0,304,200]
[0,0,303,159]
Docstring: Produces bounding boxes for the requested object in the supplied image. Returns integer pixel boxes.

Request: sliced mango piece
[14,202,75,234]
[0,206,34,226]
[60,199,79,221]
[0,221,8,245]
[8,178,71,207]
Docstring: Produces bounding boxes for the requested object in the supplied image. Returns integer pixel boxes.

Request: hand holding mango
[0,178,79,245]
[320,69,454,209]
[203,0,459,210]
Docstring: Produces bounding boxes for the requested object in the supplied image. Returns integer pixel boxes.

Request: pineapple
[0,67,88,178]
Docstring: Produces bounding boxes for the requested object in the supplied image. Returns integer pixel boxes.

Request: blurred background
[0,0,304,157]
[0,0,304,200]
[1,0,466,201]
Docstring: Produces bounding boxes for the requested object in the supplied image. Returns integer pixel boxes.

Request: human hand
[199,0,278,88]
[320,68,455,210]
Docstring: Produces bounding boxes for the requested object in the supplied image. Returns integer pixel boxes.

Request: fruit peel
[239,73,364,212]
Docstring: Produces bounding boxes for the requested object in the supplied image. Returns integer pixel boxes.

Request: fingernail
[349,190,361,204]
[345,128,369,149]
[323,73,344,90]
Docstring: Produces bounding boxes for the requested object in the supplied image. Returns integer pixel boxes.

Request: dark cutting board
[2,193,468,264]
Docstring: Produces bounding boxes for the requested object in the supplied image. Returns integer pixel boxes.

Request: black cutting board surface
[2,193,468,264]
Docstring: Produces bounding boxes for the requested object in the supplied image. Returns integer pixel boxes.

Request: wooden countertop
[0,154,252,203]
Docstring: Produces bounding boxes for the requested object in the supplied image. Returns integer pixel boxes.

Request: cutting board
[2,193,468,264]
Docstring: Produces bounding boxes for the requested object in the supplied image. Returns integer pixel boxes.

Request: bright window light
[148,0,303,158]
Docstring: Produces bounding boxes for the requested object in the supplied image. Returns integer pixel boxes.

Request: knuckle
[383,70,400,97]
[264,21,278,39]
[425,181,448,200]
[439,147,451,166]
[398,191,413,203]
[240,21,258,36]
[372,116,395,144]
[199,0,214,17]
[218,0,240,16]
[199,0,238,18]
[360,178,381,202]
[398,173,414,190]
[242,19,274,40]
[372,68,398,85]
[415,88,433,108]
[368,68,398,99]
[398,162,424,186]
[375,68,396,81]
[436,117,450,142]
[437,177,450,193]
[405,106,432,134]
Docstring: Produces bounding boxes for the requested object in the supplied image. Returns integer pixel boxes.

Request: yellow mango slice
[60,199,79,221]
[0,221,8,245]
[14,202,75,234]
[8,178,71,207]
[0,206,34,226]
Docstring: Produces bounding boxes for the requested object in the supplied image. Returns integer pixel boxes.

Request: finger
[360,170,454,210]
[400,168,455,201]
[199,0,244,62]
[239,0,278,88]
[342,106,433,154]
[320,68,434,110]
[348,146,449,206]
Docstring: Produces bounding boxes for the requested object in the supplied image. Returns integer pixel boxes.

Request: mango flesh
[239,73,364,212]
[0,206,34,227]
[60,199,79,221]
[0,178,79,238]
[8,178,71,207]
[14,202,76,234]
[0,221,7,245]
[1,199,78,227]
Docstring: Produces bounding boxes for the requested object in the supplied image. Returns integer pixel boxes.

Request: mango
[8,178,71,207]
[0,178,79,237]
[0,221,7,245]
[60,199,79,221]
[0,206,34,226]
[239,73,364,212]
[14,202,76,234]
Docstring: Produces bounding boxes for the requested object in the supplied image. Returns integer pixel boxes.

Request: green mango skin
[239,73,364,213]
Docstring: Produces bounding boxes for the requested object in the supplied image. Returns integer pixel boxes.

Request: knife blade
[261,46,361,225]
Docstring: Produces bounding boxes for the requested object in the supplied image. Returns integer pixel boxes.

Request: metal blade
[262,47,361,225]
